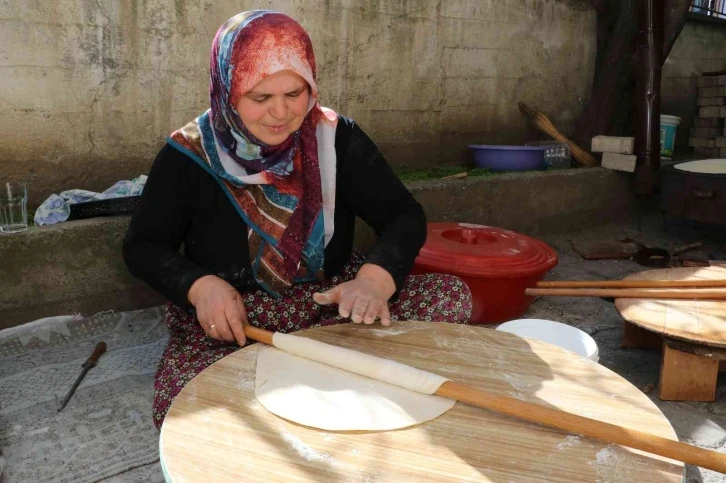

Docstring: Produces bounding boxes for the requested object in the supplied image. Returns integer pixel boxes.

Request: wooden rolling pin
[537,280,726,289]
[518,102,598,167]
[243,324,726,473]
[526,288,726,300]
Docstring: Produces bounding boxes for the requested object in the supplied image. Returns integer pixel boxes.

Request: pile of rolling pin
[689,73,726,158]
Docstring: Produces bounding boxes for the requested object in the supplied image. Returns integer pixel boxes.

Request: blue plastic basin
[468,145,546,172]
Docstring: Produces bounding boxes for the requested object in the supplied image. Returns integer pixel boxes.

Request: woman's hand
[188,275,248,345]
[313,264,396,326]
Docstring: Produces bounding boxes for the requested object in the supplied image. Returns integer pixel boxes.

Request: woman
[123,10,473,429]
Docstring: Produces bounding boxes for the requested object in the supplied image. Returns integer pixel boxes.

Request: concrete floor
[531,214,726,483]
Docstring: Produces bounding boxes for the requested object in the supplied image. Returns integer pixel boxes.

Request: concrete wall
[662,19,726,149]
[0,0,596,206]
[0,168,635,329]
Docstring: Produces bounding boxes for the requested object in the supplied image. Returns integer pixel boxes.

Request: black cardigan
[122,116,427,307]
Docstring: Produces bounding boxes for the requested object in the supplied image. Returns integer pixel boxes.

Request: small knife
[57,341,107,412]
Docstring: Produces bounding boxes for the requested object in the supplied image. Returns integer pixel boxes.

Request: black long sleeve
[122,116,427,302]
[122,145,214,307]
[335,119,427,290]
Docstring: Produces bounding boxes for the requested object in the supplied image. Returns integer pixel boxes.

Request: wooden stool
[616,265,726,402]
[160,322,683,482]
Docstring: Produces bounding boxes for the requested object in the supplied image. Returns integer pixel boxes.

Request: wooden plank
[659,342,718,401]
[622,321,662,350]
[160,323,683,482]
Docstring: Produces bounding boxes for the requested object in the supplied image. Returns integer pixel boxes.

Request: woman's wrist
[187,275,218,306]
[356,263,396,299]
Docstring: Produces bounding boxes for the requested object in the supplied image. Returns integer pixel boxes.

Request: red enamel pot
[411,223,558,324]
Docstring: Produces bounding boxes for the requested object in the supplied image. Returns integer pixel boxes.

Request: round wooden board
[615,264,726,347]
[160,322,683,482]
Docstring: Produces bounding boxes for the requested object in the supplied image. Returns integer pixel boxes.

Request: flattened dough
[675,159,726,174]
[255,347,456,431]
[272,332,448,394]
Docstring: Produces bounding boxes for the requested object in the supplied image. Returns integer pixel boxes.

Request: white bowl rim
[495,318,599,361]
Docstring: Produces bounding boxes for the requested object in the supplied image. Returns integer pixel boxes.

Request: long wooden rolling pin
[243,325,726,473]
[526,288,726,299]
[537,279,726,289]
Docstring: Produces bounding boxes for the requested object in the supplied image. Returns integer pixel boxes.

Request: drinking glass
[0,182,28,233]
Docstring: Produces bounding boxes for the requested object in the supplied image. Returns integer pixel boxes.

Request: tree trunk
[572,0,692,154]
[572,0,637,150]
[663,0,693,60]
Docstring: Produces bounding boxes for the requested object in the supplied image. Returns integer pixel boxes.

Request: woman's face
[236,70,310,146]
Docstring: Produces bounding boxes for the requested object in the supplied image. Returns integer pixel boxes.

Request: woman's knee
[398,272,473,323]
[430,273,472,323]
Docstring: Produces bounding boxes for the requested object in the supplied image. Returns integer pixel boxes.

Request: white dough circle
[254,347,456,431]
[674,159,726,174]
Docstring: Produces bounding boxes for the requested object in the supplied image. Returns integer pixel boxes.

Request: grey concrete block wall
[0,168,635,330]
[662,20,726,150]
[3,2,721,208]
[414,168,635,234]
[1,0,597,206]
[0,217,164,330]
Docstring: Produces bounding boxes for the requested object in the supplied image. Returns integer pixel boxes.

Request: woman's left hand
[313,264,396,326]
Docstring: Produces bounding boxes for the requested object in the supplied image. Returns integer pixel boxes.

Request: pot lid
[414,223,558,277]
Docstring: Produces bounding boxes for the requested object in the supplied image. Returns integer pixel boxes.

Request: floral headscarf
[169,10,337,297]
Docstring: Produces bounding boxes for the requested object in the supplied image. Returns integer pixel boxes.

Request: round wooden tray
[615,265,726,347]
[160,322,683,482]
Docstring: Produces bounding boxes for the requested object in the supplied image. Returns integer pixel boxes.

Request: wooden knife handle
[88,342,107,364]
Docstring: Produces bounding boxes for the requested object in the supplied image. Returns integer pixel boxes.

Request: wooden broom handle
[436,381,726,473]
[537,279,726,289]
[549,130,598,167]
[518,102,598,167]
[526,288,726,299]
[243,324,726,473]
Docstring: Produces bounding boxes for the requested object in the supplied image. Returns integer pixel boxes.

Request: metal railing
[691,0,726,19]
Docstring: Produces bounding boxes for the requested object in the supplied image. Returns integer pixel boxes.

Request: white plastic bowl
[495,319,599,362]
